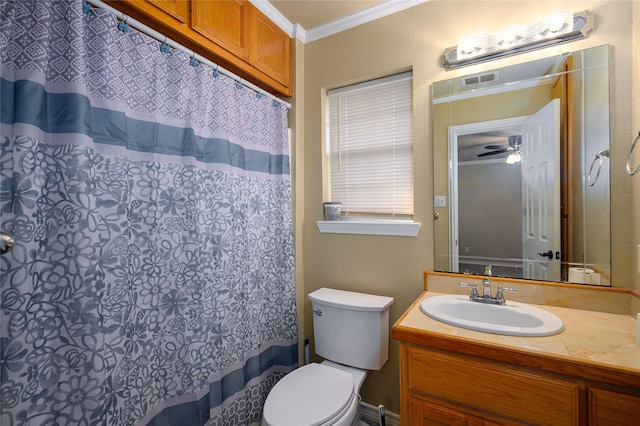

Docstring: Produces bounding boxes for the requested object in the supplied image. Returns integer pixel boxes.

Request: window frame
[319,72,420,237]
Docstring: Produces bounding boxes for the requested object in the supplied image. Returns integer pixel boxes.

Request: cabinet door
[589,387,640,425]
[191,0,250,59]
[248,4,292,87]
[410,399,482,426]
[146,0,188,23]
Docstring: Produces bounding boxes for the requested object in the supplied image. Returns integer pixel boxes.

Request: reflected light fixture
[442,11,593,70]
[506,135,522,165]
[506,151,522,164]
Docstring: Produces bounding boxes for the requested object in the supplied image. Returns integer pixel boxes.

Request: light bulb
[459,37,476,55]
[506,152,522,164]
[502,27,517,45]
[548,12,570,33]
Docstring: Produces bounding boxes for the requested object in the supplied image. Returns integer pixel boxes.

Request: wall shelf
[316,220,420,237]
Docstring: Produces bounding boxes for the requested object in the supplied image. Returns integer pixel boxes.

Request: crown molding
[292,23,307,43]
[250,0,429,44]
[249,0,297,37]
[305,0,429,43]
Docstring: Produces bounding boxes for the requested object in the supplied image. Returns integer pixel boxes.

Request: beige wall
[634,3,640,293]
[291,37,306,365]
[295,0,636,414]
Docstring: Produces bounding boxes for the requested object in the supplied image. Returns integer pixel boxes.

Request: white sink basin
[420,295,564,337]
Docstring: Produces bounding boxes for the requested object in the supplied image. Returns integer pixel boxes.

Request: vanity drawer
[408,346,581,425]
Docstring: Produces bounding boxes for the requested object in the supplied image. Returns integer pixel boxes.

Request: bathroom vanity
[392,273,640,425]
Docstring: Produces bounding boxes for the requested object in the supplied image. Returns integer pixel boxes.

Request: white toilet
[262,287,394,426]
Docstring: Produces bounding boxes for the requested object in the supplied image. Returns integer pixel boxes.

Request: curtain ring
[626,131,640,176]
[82,0,92,14]
[189,53,198,67]
[160,37,171,53]
[117,14,130,32]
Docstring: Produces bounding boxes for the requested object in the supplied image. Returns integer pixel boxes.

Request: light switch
[434,195,446,207]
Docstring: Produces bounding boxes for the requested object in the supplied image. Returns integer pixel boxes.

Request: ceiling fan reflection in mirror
[478,135,522,164]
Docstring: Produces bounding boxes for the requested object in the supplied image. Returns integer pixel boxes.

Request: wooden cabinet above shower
[104,0,293,97]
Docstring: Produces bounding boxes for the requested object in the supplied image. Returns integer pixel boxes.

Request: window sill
[316,220,421,237]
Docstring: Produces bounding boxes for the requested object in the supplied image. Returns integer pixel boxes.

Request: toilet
[262,287,394,426]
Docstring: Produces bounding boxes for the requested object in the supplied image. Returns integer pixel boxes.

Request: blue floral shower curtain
[0,1,297,425]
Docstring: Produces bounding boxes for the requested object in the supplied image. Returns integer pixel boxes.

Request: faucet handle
[495,286,518,304]
[459,282,479,298]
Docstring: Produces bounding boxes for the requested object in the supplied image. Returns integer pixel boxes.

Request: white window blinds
[327,72,413,217]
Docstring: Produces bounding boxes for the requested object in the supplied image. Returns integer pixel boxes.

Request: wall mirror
[433,44,610,286]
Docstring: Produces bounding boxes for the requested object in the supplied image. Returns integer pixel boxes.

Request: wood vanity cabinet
[104,0,292,97]
[398,342,640,425]
[395,274,640,425]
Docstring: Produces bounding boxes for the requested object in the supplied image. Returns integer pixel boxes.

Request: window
[326,72,413,219]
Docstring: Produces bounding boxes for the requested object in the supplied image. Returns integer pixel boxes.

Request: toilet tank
[308,288,394,370]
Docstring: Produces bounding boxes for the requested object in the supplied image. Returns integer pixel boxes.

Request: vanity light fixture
[441,10,593,70]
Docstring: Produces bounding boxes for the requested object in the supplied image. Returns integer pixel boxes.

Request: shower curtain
[0,1,297,425]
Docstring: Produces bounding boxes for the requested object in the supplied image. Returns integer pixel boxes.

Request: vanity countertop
[392,291,640,389]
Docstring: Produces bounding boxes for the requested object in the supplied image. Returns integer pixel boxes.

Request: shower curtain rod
[86,0,292,109]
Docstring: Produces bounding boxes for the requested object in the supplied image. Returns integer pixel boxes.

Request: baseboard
[360,401,400,426]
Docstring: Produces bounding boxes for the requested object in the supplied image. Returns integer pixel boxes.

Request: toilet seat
[262,363,355,426]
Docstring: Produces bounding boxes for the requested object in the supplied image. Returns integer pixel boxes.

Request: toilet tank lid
[309,288,394,312]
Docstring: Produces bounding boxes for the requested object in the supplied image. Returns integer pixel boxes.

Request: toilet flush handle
[312,308,322,316]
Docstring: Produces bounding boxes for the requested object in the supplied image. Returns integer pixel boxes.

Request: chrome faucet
[482,278,492,298]
[459,280,518,305]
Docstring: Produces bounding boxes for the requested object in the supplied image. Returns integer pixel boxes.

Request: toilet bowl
[262,361,365,426]
[261,288,394,426]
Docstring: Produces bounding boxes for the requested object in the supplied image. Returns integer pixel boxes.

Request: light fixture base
[441,11,593,71]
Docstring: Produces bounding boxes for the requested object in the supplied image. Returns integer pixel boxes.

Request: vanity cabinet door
[588,387,640,425]
[410,399,482,426]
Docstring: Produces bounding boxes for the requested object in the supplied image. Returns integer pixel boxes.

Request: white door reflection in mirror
[521,99,561,281]
[449,117,526,276]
